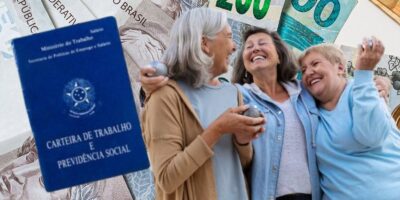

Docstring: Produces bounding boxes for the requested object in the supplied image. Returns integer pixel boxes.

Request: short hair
[231,27,298,85]
[298,43,347,68]
[162,7,228,88]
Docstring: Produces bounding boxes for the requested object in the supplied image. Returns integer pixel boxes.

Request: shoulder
[146,80,183,105]
[299,81,312,100]
[344,80,355,104]
[347,79,355,90]
[234,83,245,91]
[234,83,253,103]
[298,81,318,109]
[224,83,240,97]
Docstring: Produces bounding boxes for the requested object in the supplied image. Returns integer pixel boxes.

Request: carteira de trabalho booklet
[12,17,149,192]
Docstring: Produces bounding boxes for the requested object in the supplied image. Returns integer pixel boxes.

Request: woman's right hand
[374,76,391,103]
[140,66,169,95]
[202,105,266,147]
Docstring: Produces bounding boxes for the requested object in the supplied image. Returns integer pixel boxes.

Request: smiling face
[242,32,280,74]
[300,51,345,102]
[204,25,236,77]
[231,28,298,85]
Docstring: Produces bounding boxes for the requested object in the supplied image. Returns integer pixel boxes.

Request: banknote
[4,0,53,35]
[0,0,53,61]
[209,0,285,30]
[149,0,208,19]
[278,0,358,52]
[82,0,175,109]
[340,45,400,112]
[125,168,155,200]
[0,136,133,200]
[115,0,174,112]
[0,1,20,61]
[0,0,54,165]
[178,0,208,12]
[81,0,141,24]
[82,0,207,25]
[41,0,95,27]
[0,0,53,155]
[81,2,176,199]
[0,59,31,155]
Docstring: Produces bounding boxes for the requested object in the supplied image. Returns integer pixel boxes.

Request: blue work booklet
[12,17,149,192]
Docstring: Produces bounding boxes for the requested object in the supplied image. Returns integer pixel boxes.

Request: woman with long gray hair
[141,8,265,200]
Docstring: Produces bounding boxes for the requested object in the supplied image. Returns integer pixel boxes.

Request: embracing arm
[233,88,253,168]
[233,139,253,168]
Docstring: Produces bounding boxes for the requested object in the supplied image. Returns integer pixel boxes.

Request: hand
[139,65,169,94]
[355,37,385,71]
[374,76,391,103]
[210,105,265,142]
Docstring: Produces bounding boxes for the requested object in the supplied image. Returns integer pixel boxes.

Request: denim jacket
[236,81,321,200]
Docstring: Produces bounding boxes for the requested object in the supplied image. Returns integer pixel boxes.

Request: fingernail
[368,39,373,49]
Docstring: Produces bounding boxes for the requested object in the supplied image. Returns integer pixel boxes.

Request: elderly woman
[144,27,321,200]
[142,28,391,200]
[298,39,400,199]
[141,8,265,200]
[231,27,320,200]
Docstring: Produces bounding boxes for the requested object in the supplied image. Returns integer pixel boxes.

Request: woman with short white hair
[141,8,265,200]
[299,40,400,199]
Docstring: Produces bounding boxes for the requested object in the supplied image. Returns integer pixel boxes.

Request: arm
[142,86,213,193]
[233,88,253,168]
[142,85,264,193]
[140,66,168,95]
[233,139,253,168]
[352,37,391,147]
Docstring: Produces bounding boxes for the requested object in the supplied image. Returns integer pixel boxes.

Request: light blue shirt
[317,70,400,200]
[237,81,321,200]
[178,81,248,200]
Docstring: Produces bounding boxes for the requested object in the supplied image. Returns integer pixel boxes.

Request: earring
[244,71,249,83]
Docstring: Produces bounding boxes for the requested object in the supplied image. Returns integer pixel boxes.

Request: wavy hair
[162,7,228,88]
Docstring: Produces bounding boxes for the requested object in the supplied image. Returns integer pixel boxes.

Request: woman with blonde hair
[299,39,400,199]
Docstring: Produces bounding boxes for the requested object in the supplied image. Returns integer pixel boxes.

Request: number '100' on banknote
[278,0,358,51]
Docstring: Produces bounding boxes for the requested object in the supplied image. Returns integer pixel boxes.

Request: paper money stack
[1,1,366,199]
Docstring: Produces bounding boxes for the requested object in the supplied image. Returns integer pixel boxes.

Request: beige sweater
[141,80,252,200]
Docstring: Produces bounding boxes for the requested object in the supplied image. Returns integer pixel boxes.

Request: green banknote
[209,0,285,30]
[278,0,358,51]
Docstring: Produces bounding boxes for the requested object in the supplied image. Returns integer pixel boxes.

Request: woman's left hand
[355,37,385,71]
